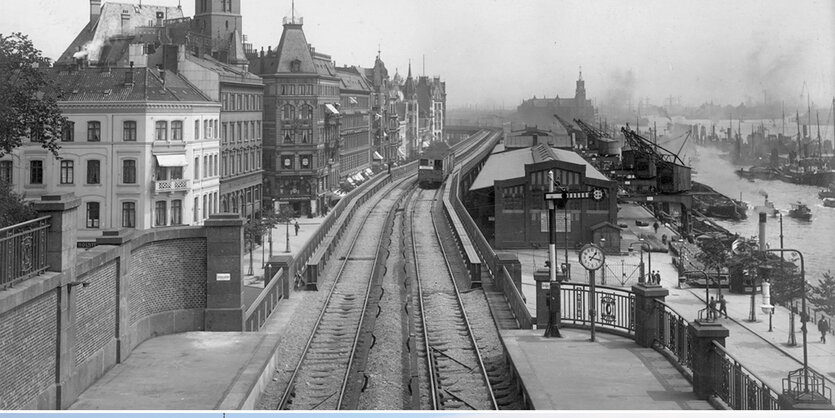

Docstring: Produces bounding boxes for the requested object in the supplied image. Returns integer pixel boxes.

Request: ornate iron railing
[654,300,693,374]
[559,282,635,335]
[0,216,51,290]
[712,341,782,410]
[155,179,190,193]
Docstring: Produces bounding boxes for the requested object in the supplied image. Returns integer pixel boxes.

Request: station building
[465,143,620,251]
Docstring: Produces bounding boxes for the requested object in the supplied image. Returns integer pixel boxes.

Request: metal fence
[712,341,782,410]
[654,300,693,374]
[1,216,51,290]
[559,282,635,336]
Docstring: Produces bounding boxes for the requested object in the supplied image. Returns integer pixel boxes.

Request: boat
[824,198,835,208]
[735,166,780,180]
[819,184,835,199]
[788,202,812,220]
[753,196,779,217]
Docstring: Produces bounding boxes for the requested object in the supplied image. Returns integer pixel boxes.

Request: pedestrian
[654,271,661,285]
[819,317,830,343]
[653,221,660,234]
[294,220,300,236]
[718,294,728,319]
[708,297,717,320]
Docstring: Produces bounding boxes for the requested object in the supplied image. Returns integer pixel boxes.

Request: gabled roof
[261,22,316,75]
[44,67,213,103]
[470,144,609,191]
[336,66,371,93]
[57,2,184,64]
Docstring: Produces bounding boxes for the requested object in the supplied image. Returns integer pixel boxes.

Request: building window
[193,196,199,222]
[194,157,200,179]
[62,121,75,142]
[123,121,137,141]
[123,159,136,184]
[202,195,208,220]
[204,120,209,139]
[0,161,12,184]
[194,120,200,140]
[155,121,168,141]
[122,202,136,228]
[29,160,43,184]
[282,155,294,169]
[87,121,101,142]
[87,160,100,184]
[155,201,167,226]
[237,122,242,142]
[222,123,228,143]
[171,121,183,141]
[282,104,295,120]
[171,200,182,225]
[60,160,74,184]
[86,202,100,228]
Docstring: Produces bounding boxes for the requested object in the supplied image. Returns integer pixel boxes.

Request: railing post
[631,283,669,348]
[688,321,730,400]
[267,255,293,298]
[204,214,245,331]
[33,194,80,274]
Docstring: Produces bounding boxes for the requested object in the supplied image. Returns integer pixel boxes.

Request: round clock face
[579,244,605,271]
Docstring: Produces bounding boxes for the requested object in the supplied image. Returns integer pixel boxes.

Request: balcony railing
[155,178,190,193]
[1,216,50,290]
[712,341,782,410]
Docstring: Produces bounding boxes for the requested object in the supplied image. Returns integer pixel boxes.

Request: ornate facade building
[248,14,342,216]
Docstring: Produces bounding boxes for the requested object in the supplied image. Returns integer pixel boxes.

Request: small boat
[819,185,835,199]
[788,202,812,220]
[753,197,779,217]
[823,198,835,208]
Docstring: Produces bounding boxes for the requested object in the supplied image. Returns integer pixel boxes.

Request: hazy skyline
[2,0,833,110]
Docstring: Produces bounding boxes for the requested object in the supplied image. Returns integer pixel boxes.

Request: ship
[819,184,835,199]
[788,202,812,220]
[735,166,781,180]
[753,194,779,217]
[823,198,835,208]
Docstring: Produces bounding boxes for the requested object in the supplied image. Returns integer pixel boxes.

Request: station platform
[502,328,714,410]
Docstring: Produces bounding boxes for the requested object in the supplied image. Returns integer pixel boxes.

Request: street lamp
[628,240,652,285]
[269,199,275,257]
[686,270,714,321]
[764,248,814,399]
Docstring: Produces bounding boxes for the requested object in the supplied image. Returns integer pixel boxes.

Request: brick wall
[128,238,207,325]
[0,291,57,410]
[74,260,118,367]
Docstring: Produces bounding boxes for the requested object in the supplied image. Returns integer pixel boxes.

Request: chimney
[156,11,164,27]
[125,63,135,86]
[90,0,102,23]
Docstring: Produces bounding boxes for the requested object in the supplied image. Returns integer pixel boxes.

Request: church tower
[575,68,586,104]
[194,0,243,58]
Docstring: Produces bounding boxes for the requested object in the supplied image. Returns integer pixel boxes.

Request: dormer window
[290,59,301,73]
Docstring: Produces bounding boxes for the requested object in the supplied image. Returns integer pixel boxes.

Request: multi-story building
[0,67,221,245]
[417,75,447,146]
[401,65,422,158]
[363,53,403,168]
[516,71,596,131]
[248,14,342,216]
[59,0,264,221]
[336,66,373,178]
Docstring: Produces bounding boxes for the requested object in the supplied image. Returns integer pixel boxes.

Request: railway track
[409,187,498,410]
[276,177,413,410]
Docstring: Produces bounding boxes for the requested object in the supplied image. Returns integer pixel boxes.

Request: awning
[398,149,406,159]
[325,104,340,115]
[372,151,384,160]
[352,173,364,182]
[364,168,373,176]
[155,154,188,167]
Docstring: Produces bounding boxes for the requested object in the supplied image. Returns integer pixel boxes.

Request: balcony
[155,178,190,193]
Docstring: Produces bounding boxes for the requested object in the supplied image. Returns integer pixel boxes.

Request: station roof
[470,144,609,191]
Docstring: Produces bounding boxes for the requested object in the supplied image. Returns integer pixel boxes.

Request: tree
[695,237,730,291]
[809,271,835,316]
[0,182,38,228]
[0,32,66,158]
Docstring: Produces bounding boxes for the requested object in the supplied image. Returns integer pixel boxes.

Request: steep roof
[44,67,213,103]
[57,2,184,64]
[470,144,609,191]
[186,54,262,84]
[336,66,371,93]
[264,22,316,75]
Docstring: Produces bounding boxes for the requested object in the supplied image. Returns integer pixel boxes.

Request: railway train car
[418,142,455,188]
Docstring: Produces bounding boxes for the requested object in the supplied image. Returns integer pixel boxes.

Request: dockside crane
[620,127,691,194]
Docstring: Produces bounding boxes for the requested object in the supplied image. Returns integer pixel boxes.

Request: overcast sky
[2,0,833,109]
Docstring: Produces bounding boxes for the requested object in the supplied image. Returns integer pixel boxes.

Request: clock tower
[194,0,243,58]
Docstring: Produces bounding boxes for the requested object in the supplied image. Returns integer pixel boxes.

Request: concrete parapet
[688,320,729,400]
[204,214,245,331]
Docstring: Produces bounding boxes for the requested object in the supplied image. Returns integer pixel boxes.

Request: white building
[0,67,221,245]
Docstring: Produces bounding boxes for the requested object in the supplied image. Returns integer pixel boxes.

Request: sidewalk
[241,215,328,287]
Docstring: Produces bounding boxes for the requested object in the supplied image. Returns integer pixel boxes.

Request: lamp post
[686,270,712,320]
[765,248,809,395]
[269,199,275,257]
[629,240,652,284]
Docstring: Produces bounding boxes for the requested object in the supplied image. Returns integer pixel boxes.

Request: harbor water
[690,145,835,285]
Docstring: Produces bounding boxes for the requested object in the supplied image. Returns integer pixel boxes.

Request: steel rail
[276,176,410,410]
[410,186,499,410]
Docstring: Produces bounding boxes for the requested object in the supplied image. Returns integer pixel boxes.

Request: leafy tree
[0,182,38,228]
[809,271,835,316]
[695,237,730,289]
[0,32,66,158]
